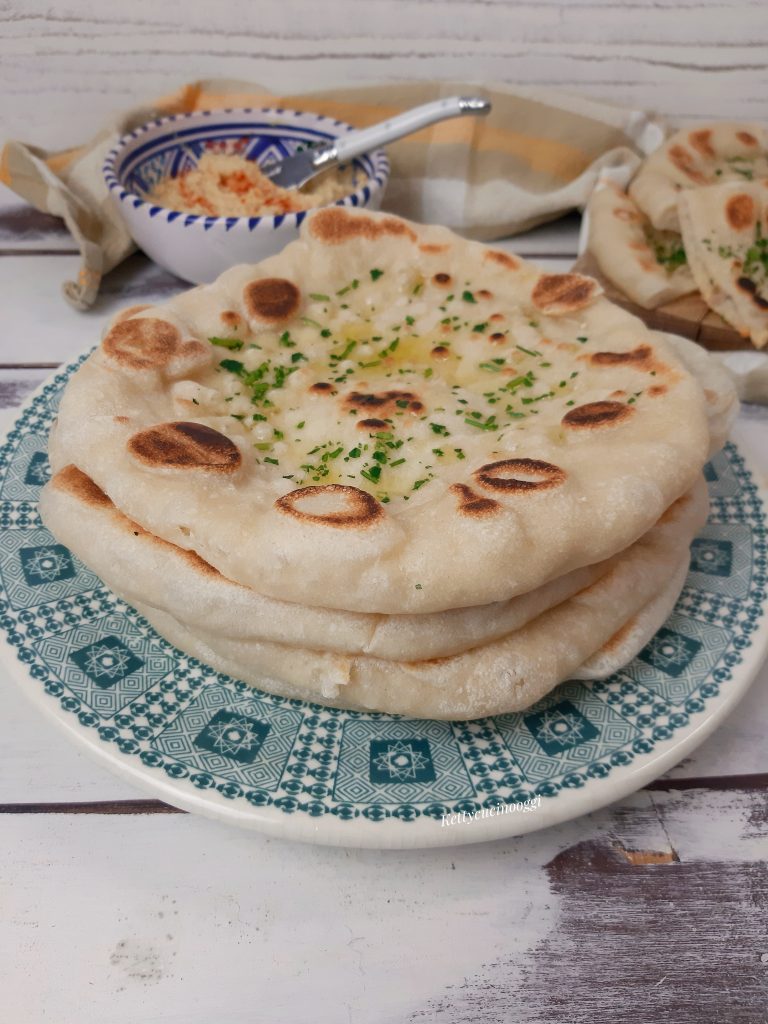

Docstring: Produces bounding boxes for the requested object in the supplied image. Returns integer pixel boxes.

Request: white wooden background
[2,0,768,150]
[1,3,768,1022]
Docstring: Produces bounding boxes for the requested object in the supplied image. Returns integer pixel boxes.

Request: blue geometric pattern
[0,433,50,499]
[194,709,271,765]
[35,615,175,717]
[0,358,765,836]
[150,682,302,789]
[702,450,741,498]
[70,636,145,689]
[688,523,752,598]
[497,682,640,784]
[0,528,101,609]
[523,699,601,756]
[369,738,436,785]
[628,613,732,704]
[334,719,474,804]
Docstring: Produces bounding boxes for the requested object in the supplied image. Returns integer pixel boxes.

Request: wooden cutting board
[573,252,753,351]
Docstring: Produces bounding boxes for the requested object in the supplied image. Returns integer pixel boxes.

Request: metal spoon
[259,96,491,190]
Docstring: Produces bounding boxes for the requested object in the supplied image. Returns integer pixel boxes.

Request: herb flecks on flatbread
[678,180,768,348]
[50,209,711,615]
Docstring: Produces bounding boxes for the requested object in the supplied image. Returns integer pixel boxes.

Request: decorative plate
[1,355,766,848]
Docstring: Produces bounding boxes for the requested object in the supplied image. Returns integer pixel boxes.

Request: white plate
[1,356,766,847]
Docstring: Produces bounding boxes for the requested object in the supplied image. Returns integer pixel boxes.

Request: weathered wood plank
[1,1,767,149]
[0,786,765,1023]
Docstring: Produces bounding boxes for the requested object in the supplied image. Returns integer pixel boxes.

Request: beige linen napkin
[0,79,661,310]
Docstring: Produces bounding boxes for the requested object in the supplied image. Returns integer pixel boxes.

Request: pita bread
[629,122,768,232]
[39,464,609,661]
[573,556,689,680]
[49,208,711,614]
[653,332,739,454]
[678,180,768,349]
[39,465,708,719]
[586,183,695,309]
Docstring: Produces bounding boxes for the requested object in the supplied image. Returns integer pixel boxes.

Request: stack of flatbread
[40,208,736,720]
[586,122,768,348]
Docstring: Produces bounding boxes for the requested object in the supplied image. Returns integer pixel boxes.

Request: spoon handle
[330,95,491,166]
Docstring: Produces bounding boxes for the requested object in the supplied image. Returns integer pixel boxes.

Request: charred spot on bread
[449,483,501,517]
[688,129,715,159]
[736,276,768,309]
[668,145,707,183]
[244,278,300,322]
[532,273,599,313]
[725,193,756,231]
[474,458,566,492]
[484,250,519,270]
[562,401,633,428]
[102,317,182,370]
[275,484,384,527]
[127,421,242,472]
[308,207,417,245]
[52,465,113,508]
[344,389,423,414]
[590,345,653,367]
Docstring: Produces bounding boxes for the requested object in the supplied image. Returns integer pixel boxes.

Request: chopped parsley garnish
[370,268,384,281]
[462,290,477,303]
[279,331,296,348]
[653,239,687,271]
[209,336,243,350]
[219,358,245,374]
[336,279,359,296]
[405,315,415,326]
[472,322,488,333]
[430,422,449,436]
[743,221,768,284]
[465,414,497,431]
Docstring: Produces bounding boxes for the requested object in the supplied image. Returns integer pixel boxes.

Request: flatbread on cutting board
[586,183,695,309]
[678,180,768,349]
[629,122,768,233]
[50,208,711,615]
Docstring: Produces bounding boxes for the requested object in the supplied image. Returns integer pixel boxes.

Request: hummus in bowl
[103,107,389,284]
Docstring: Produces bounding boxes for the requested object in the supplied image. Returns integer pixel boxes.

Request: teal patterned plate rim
[1,354,766,848]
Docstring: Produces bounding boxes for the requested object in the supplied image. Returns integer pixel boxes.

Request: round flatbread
[40,465,708,719]
[50,208,711,614]
[678,180,768,349]
[39,464,610,661]
[629,122,768,232]
[586,182,695,309]
[573,556,689,680]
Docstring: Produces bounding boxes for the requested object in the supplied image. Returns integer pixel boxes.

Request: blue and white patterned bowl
[103,108,390,284]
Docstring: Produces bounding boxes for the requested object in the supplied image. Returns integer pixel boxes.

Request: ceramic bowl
[103,107,390,284]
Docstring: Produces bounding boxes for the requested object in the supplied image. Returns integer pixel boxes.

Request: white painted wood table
[1,186,766,1023]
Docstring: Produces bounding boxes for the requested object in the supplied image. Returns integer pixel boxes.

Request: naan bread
[586,183,695,309]
[40,465,708,719]
[573,555,688,680]
[654,332,739,454]
[39,464,609,661]
[629,122,768,232]
[50,208,711,614]
[678,180,768,349]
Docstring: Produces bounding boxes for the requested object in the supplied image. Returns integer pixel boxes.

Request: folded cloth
[0,78,662,310]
